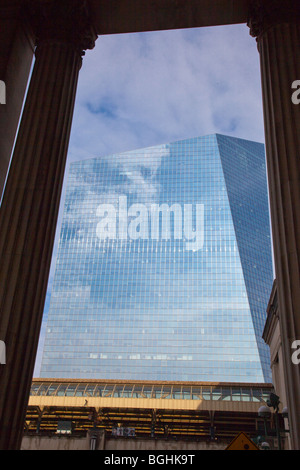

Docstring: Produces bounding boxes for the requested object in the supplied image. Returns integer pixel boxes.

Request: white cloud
[68,23,264,163]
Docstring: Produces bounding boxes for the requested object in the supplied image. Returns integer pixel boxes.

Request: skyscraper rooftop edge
[68,133,265,167]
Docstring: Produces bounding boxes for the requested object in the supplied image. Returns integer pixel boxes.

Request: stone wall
[21,434,229,451]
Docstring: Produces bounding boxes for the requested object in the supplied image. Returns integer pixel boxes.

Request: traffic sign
[225,431,260,450]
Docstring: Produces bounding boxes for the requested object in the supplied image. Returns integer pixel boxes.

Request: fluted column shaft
[0,2,35,199]
[0,1,96,449]
[248,0,300,449]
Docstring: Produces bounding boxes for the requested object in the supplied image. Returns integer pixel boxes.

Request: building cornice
[248,0,300,39]
[23,0,97,59]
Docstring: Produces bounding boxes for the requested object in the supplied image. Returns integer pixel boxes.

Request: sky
[34,22,266,376]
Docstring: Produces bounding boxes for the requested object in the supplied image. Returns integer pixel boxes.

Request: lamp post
[257,393,289,450]
[258,405,271,440]
[267,393,282,450]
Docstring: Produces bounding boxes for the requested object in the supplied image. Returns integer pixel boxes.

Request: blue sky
[34,23,265,376]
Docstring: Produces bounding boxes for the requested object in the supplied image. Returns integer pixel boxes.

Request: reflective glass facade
[40,134,273,382]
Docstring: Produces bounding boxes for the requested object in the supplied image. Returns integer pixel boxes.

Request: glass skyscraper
[40,134,273,383]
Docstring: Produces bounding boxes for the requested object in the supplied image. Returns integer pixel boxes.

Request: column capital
[247,0,300,38]
[23,0,97,58]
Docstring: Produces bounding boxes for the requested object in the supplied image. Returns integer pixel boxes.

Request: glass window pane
[30,383,42,396]
[241,388,251,401]
[221,387,231,401]
[191,387,201,400]
[113,385,124,397]
[202,387,211,400]
[122,385,133,398]
[47,384,59,396]
[152,386,162,398]
[38,383,50,396]
[103,385,115,397]
[231,388,242,401]
[75,384,88,396]
[212,388,222,400]
[85,385,96,396]
[182,387,191,399]
[57,384,68,396]
[252,388,263,402]
[172,387,182,399]
[94,385,105,397]
[132,385,143,398]
[66,384,78,396]
[142,386,153,398]
[162,386,171,399]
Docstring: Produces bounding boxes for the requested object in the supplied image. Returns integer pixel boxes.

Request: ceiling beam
[89,0,251,35]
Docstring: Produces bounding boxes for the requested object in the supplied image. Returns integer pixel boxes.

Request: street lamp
[260,441,271,451]
[258,405,271,418]
[258,405,271,438]
[257,393,289,450]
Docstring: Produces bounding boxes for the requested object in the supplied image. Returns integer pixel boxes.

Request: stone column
[248,0,300,449]
[0,0,97,449]
[0,1,35,199]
